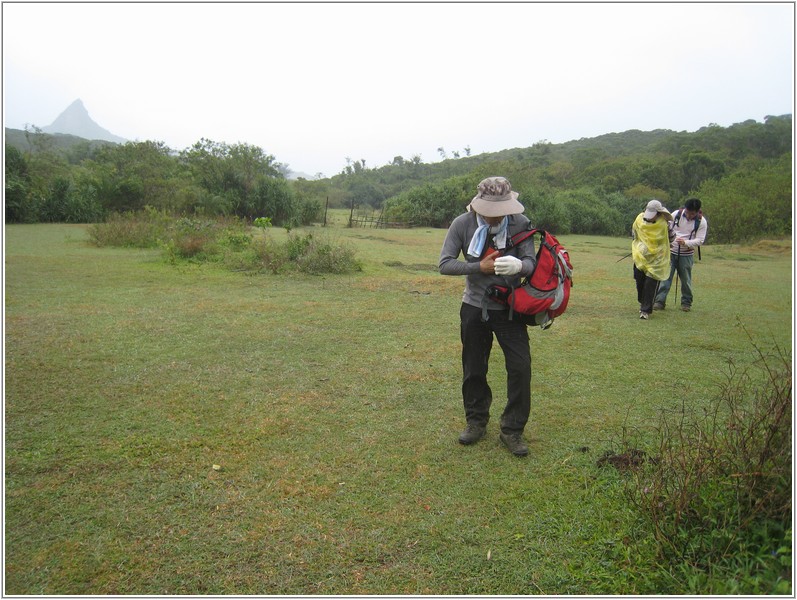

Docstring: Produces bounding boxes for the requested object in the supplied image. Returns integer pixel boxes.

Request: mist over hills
[12,99,321,178]
[8,99,791,186]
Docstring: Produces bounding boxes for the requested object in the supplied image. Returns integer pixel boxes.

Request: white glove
[494,255,522,276]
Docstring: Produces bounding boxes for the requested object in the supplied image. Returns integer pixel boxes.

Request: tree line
[5,132,321,227]
[5,115,791,243]
[342,116,791,243]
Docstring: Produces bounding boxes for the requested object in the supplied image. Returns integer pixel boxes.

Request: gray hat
[643,199,673,221]
[468,176,525,217]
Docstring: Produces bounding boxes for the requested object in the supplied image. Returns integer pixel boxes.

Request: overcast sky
[3,2,793,177]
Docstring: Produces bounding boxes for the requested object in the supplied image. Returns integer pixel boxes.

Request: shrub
[620,329,791,594]
[163,216,251,261]
[293,233,361,275]
[384,175,478,227]
[250,177,297,225]
[5,145,35,223]
[87,206,172,248]
[251,232,361,275]
[698,155,792,243]
[556,187,623,236]
[250,236,288,274]
[523,187,572,234]
[89,211,360,275]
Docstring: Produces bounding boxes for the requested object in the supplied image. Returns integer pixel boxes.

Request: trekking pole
[674,242,681,300]
[616,252,632,263]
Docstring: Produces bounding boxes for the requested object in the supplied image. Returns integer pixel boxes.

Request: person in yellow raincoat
[632,200,673,320]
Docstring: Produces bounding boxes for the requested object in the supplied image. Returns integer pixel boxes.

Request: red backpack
[484,228,573,329]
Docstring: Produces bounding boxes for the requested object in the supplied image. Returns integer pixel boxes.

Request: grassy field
[4,219,792,594]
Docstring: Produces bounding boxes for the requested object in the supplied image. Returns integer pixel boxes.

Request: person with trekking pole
[653,198,708,312]
[631,199,672,320]
[438,177,537,457]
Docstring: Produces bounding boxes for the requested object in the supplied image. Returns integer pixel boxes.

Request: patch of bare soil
[597,448,651,471]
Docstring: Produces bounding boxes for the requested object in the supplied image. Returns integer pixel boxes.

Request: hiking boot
[653,302,665,311]
[639,311,649,320]
[681,305,691,312]
[500,432,529,457]
[458,423,486,445]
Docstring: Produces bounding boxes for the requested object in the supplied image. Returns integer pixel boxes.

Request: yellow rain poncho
[631,214,670,280]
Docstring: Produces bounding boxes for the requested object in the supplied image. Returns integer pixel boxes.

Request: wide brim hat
[643,199,673,221]
[468,176,525,217]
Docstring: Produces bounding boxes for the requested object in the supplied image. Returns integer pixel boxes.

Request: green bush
[163,216,252,261]
[87,207,172,248]
[251,232,361,275]
[293,233,361,275]
[384,175,478,227]
[90,210,359,275]
[522,187,571,233]
[697,155,792,243]
[36,176,104,224]
[5,145,35,223]
[621,330,792,594]
[556,187,622,235]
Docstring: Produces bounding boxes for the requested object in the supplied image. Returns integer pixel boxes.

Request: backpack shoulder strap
[692,212,702,233]
[507,225,539,249]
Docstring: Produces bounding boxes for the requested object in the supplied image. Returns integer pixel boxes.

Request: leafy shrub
[697,155,792,243]
[284,232,313,261]
[251,232,361,275]
[91,210,360,275]
[556,187,622,236]
[5,145,36,223]
[36,176,104,223]
[294,233,361,275]
[88,206,172,248]
[163,216,251,261]
[296,197,322,225]
[250,177,297,225]
[523,187,572,234]
[384,175,479,227]
[249,236,288,274]
[620,330,791,594]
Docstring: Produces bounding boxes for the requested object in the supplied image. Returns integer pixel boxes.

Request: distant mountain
[41,99,127,144]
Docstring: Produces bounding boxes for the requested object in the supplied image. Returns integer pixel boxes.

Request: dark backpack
[484,227,573,329]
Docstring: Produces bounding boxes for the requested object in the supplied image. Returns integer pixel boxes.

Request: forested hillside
[5,115,792,243]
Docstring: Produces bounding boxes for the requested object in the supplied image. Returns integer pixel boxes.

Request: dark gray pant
[634,265,660,314]
[460,303,531,434]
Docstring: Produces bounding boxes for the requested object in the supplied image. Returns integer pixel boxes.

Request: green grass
[5,222,792,594]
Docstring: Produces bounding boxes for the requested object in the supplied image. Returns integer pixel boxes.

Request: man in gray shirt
[439,177,537,457]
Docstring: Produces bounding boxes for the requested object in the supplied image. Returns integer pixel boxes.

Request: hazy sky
[3,2,793,177]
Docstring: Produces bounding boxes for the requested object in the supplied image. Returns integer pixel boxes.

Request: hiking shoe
[681,305,691,312]
[653,302,665,311]
[500,432,529,457]
[458,423,486,445]
[639,311,649,320]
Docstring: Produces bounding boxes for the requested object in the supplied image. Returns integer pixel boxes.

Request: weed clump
[88,209,361,275]
[87,206,171,248]
[251,232,361,275]
[619,332,791,594]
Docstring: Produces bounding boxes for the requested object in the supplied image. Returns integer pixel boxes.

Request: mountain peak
[42,99,126,144]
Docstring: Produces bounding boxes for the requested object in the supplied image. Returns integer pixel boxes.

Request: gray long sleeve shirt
[439,211,537,309]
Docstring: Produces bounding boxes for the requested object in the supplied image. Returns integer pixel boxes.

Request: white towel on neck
[467,215,509,258]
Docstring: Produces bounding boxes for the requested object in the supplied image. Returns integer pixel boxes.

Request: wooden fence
[348,212,414,229]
